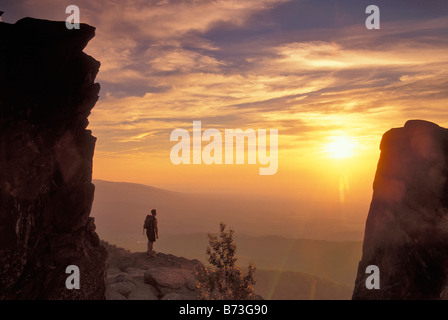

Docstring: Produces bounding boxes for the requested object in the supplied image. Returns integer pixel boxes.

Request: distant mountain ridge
[255,269,352,300]
[91,179,365,240]
[91,179,363,288]
[152,233,361,286]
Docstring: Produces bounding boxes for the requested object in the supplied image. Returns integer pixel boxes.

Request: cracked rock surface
[104,242,202,300]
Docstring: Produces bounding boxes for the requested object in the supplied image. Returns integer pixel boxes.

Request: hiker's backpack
[144,215,154,229]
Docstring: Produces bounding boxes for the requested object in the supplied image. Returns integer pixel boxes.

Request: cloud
[3,0,448,162]
[84,1,253,37]
[88,8,448,159]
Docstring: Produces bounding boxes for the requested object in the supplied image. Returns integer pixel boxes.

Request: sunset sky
[2,1,448,209]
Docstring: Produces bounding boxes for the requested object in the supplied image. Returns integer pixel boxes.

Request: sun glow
[325,136,357,159]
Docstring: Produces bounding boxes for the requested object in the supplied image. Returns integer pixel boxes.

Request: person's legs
[147,240,154,254]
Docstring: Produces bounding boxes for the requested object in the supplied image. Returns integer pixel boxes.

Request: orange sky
[86,1,448,207]
[3,1,448,208]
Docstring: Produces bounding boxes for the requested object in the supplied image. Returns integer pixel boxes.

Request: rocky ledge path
[103,242,203,300]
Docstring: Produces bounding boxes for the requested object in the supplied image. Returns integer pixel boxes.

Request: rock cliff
[0,18,106,299]
[353,120,448,299]
[103,242,202,300]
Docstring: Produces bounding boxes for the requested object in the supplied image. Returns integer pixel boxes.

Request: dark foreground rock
[353,120,448,299]
[103,242,202,300]
[0,18,106,299]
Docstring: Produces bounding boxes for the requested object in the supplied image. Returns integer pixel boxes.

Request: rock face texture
[353,120,448,299]
[103,242,202,300]
[0,18,106,299]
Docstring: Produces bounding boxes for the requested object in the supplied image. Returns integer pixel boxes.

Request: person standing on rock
[143,209,159,257]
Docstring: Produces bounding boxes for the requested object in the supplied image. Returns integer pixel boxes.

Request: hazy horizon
[91,179,367,243]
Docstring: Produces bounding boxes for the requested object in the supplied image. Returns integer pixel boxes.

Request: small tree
[196,223,256,300]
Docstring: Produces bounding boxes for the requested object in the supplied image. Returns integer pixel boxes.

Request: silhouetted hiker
[143,209,159,257]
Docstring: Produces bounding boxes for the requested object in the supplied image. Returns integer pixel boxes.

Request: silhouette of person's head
[151,209,157,216]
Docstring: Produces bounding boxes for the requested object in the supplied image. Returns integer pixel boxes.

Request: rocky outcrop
[0,18,106,299]
[353,120,448,299]
[103,242,202,300]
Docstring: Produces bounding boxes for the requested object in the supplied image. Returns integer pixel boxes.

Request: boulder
[0,18,106,299]
[353,120,448,299]
[103,241,202,300]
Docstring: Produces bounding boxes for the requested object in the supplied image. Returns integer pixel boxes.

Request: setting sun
[325,136,357,159]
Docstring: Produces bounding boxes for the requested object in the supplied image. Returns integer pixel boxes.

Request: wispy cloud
[89,9,448,155]
[3,0,448,175]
